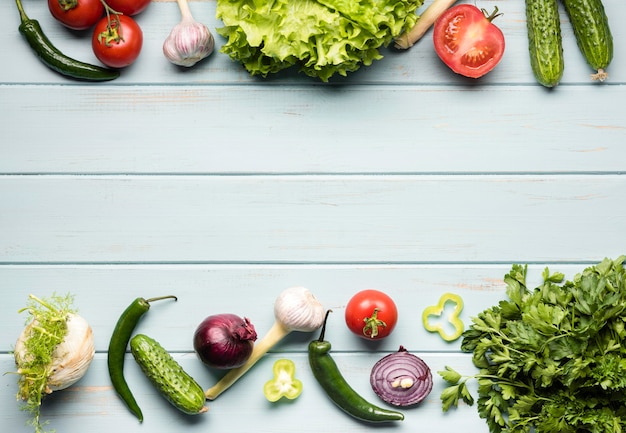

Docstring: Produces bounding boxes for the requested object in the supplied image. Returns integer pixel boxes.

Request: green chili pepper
[263,358,303,402]
[14,0,119,81]
[422,292,464,342]
[308,310,404,423]
[107,295,177,422]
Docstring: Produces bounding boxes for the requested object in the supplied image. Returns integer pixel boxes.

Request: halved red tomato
[433,4,505,79]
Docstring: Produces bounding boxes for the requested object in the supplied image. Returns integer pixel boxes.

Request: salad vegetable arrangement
[14,0,615,83]
[308,310,406,422]
[10,257,626,432]
[107,295,178,422]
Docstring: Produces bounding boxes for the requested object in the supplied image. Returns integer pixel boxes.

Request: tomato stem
[481,6,503,22]
[57,0,78,11]
[98,0,125,41]
[97,7,124,46]
[362,308,387,338]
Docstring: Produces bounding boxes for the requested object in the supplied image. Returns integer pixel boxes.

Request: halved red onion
[370,346,433,407]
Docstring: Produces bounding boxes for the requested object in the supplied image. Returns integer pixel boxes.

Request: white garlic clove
[163,18,215,67]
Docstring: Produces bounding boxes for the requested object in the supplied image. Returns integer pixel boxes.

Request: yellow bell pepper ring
[263,358,303,402]
[422,293,464,342]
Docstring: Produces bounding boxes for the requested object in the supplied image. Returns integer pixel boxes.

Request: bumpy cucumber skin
[525,0,564,87]
[561,0,613,76]
[130,334,207,415]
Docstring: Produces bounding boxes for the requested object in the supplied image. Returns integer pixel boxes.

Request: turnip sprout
[12,293,95,433]
[205,286,325,400]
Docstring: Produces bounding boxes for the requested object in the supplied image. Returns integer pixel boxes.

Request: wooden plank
[2,1,625,432]
[1,85,625,174]
[0,352,485,433]
[0,263,512,353]
[1,263,606,353]
[1,175,624,264]
[2,1,624,85]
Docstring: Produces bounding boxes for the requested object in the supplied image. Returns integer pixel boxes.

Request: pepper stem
[14,0,29,24]
[145,295,178,303]
[317,309,333,342]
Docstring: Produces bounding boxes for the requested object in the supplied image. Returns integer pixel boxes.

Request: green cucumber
[561,0,613,81]
[525,0,564,87]
[130,334,208,415]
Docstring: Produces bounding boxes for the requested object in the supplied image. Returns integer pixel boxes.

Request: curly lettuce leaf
[315,0,419,38]
[216,0,422,81]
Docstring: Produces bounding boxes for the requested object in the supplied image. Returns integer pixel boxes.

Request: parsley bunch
[440,256,626,433]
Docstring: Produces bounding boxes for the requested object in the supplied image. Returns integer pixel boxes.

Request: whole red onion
[370,346,433,407]
[193,314,257,369]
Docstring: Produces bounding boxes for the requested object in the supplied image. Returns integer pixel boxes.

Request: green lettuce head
[216,0,422,81]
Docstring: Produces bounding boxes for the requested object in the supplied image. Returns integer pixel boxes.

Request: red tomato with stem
[103,0,152,16]
[433,4,505,79]
[345,290,398,340]
[48,0,104,31]
[92,14,143,68]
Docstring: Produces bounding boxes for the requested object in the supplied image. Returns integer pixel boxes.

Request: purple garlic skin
[163,18,215,67]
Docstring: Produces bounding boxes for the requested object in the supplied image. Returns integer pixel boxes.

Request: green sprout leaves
[440,256,626,433]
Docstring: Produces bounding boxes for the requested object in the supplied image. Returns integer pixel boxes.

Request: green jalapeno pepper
[107,295,177,421]
[308,310,404,423]
[14,0,119,81]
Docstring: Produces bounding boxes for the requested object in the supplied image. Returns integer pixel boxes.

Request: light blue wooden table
[1,0,624,432]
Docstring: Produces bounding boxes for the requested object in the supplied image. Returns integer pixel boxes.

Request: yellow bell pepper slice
[422,293,464,342]
[263,359,303,402]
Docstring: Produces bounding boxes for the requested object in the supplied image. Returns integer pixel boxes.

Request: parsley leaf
[440,256,626,433]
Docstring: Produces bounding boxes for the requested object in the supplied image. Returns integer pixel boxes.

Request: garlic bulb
[273,286,325,332]
[163,0,214,67]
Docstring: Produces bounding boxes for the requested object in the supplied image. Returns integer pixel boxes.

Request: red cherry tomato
[103,0,152,16]
[433,4,505,79]
[92,15,143,68]
[345,290,398,340]
[48,0,104,31]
